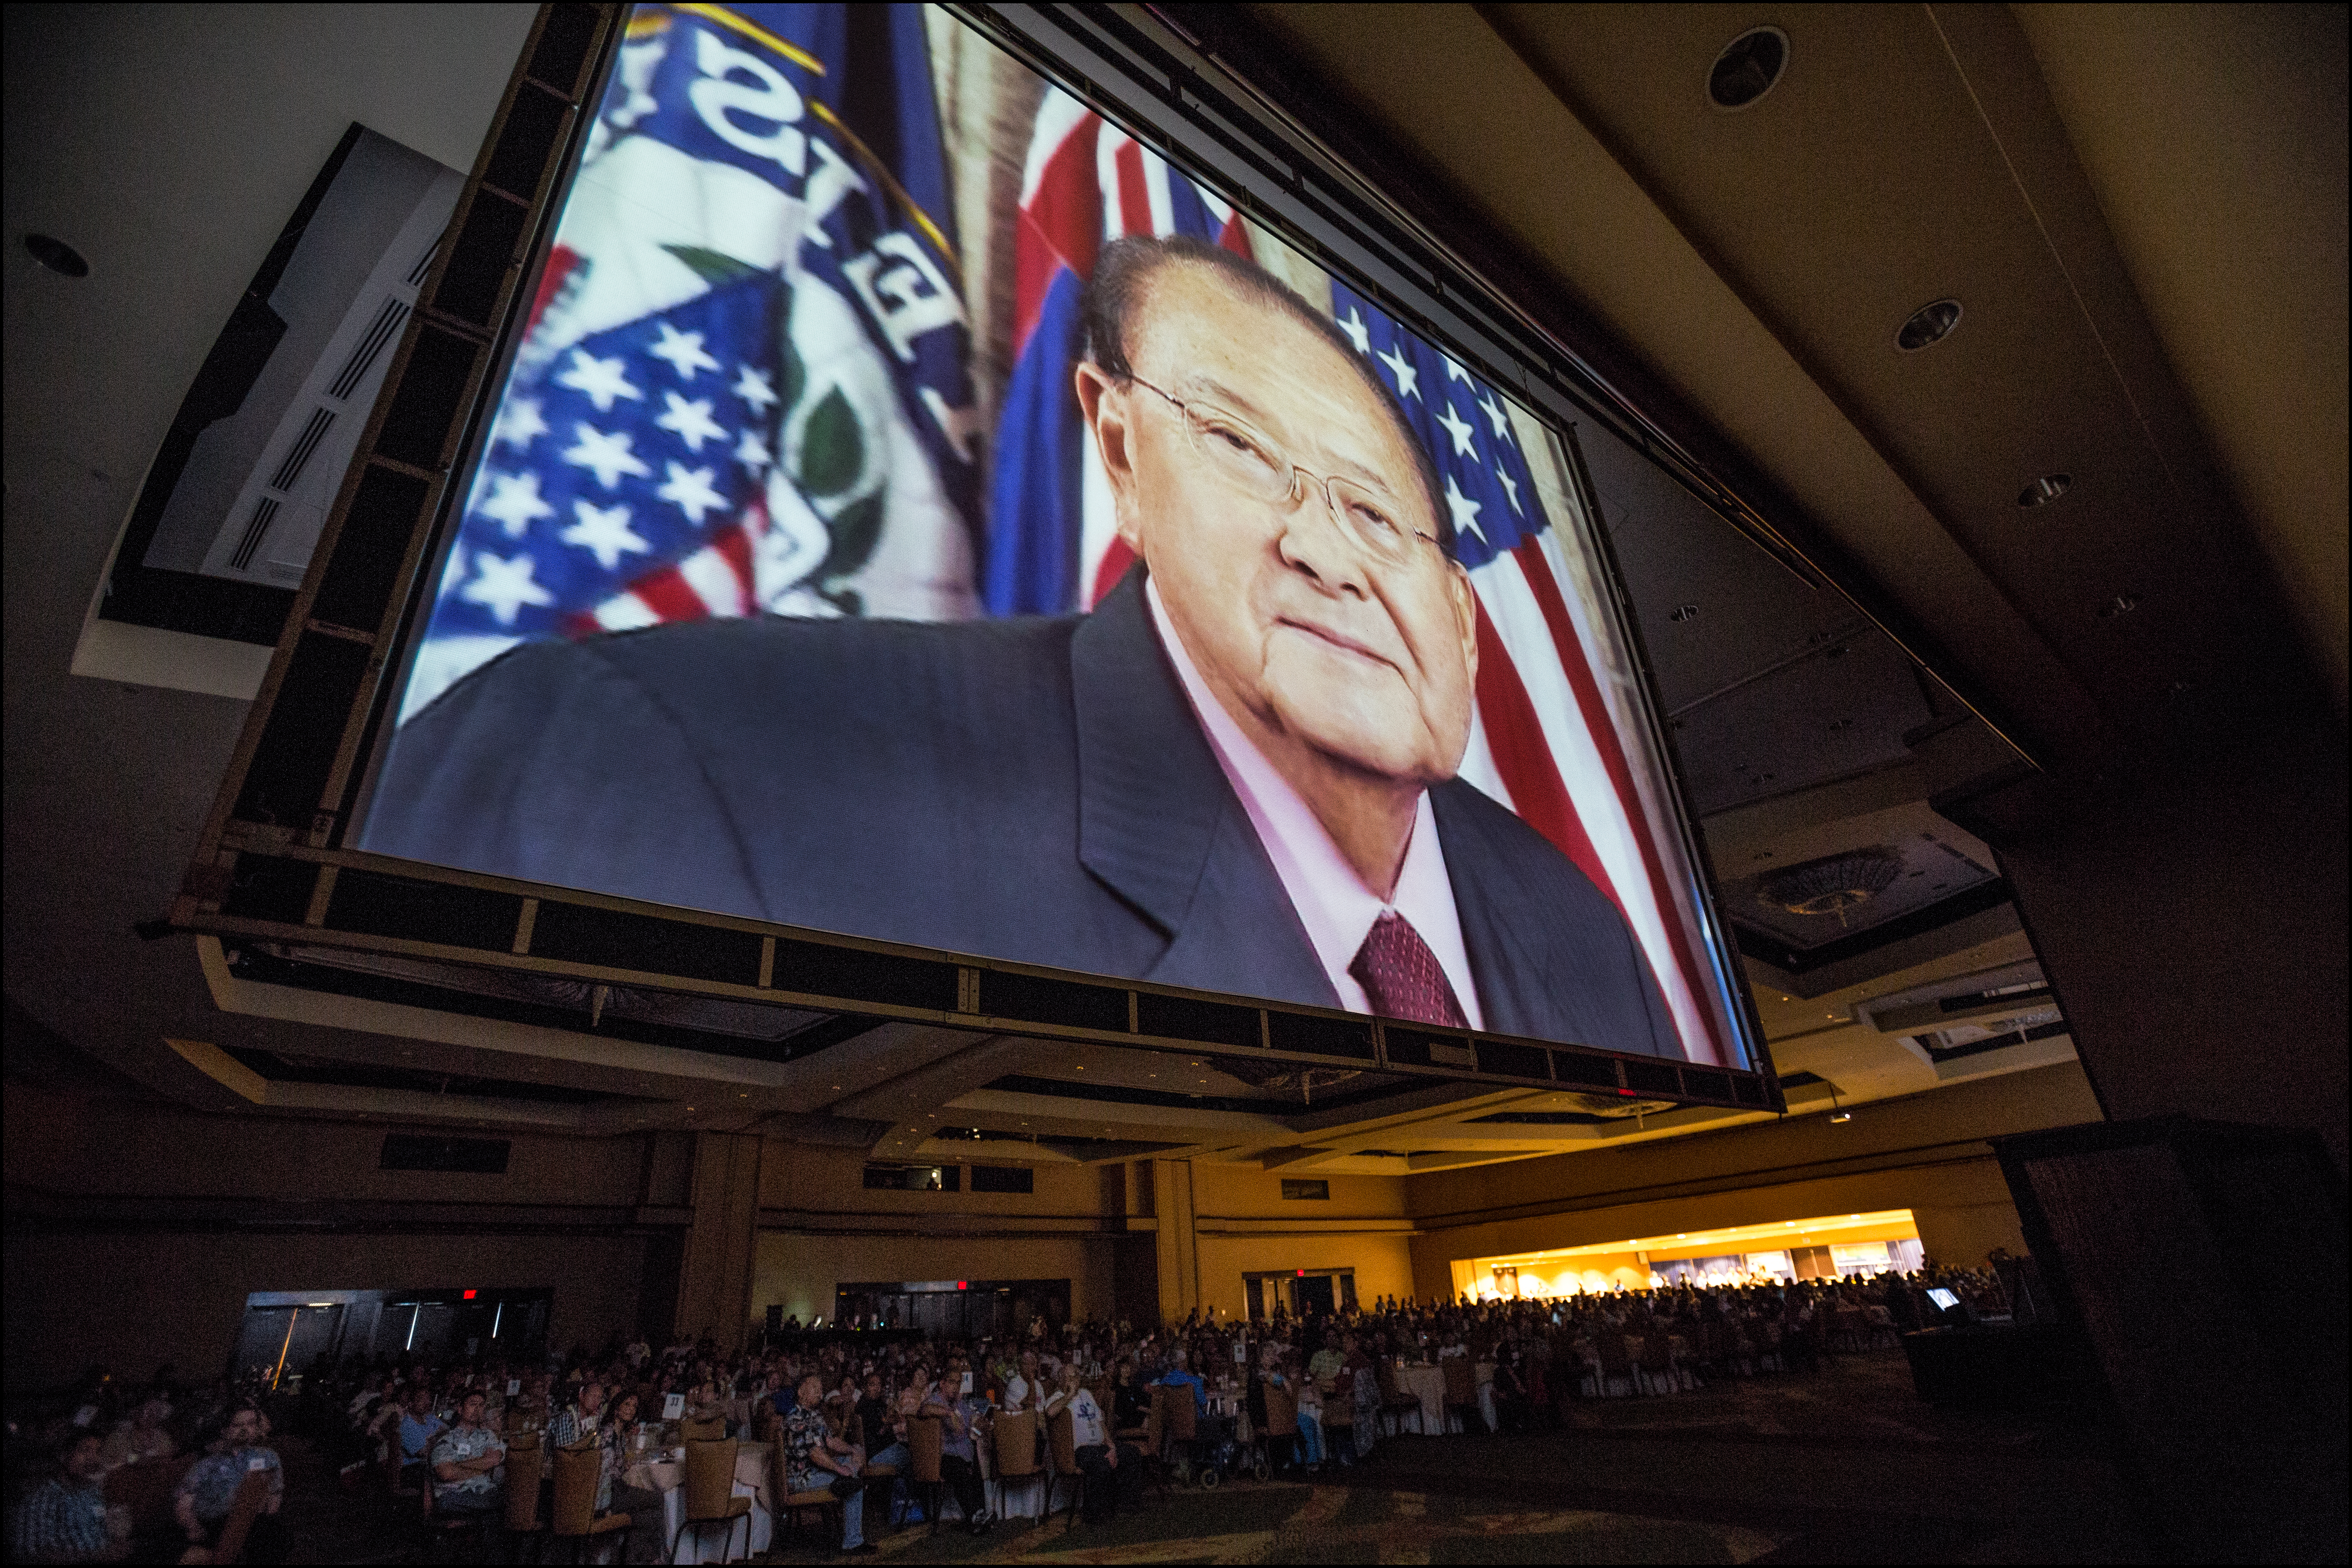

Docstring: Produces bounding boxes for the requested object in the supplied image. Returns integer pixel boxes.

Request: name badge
[247,1454,270,1472]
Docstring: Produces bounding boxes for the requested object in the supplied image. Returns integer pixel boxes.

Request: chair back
[679,1415,726,1443]
[1159,1384,1196,1442]
[1142,1396,1163,1457]
[212,1469,273,1564]
[992,1410,1039,1479]
[1261,1381,1299,1438]
[105,1454,193,1537]
[909,1416,944,1484]
[550,1441,602,1535]
[683,1438,739,1518]
[503,1441,543,1531]
[1596,1334,1636,1377]
[1047,1408,1078,1476]
[1441,1355,1475,1404]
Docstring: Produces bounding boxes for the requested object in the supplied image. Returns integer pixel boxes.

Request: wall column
[1148,1159,1200,1325]
[671,1133,763,1349]
[1971,720,2348,1167]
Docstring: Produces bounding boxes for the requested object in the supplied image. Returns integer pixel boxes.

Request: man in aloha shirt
[174,1404,284,1556]
[551,1380,605,1449]
[11,1430,129,1563]
[783,1374,873,1554]
[428,1390,506,1548]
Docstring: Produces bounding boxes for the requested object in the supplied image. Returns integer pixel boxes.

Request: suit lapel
[1072,570,1336,1006]
[1431,782,1544,1038]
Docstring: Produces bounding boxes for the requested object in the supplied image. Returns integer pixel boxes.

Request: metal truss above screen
[165,2,1782,1122]
[183,843,1769,1114]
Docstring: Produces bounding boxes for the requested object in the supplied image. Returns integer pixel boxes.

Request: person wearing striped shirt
[9,1432,126,1564]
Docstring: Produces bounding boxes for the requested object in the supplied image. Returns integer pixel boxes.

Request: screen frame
[174,0,1789,1111]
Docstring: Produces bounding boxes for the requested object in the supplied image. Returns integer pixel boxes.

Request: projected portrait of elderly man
[364,236,1676,1053]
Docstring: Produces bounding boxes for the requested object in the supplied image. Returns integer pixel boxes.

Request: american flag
[404,2,979,719]
[987,91,1733,1068]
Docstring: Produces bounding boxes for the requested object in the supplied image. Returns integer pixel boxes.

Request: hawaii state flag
[987,95,1729,1067]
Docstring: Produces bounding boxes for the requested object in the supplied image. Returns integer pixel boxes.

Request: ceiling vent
[1757,846,1904,927]
[1709,27,1789,111]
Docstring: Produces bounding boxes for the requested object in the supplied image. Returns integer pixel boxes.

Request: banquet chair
[105,1453,195,1544]
[679,1415,726,1443]
[673,1438,752,1564]
[1319,1383,1354,1458]
[1440,1355,1482,1431]
[775,1440,845,1555]
[187,1469,272,1566]
[420,1467,494,1560]
[1376,1363,1423,1436]
[549,1441,630,1565]
[991,1410,1039,1520]
[1260,1381,1300,1473]
[1155,1385,1203,1483]
[906,1416,947,1535]
[1594,1334,1638,1399]
[1635,1334,1680,1396]
[503,1439,546,1558]
[1044,1408,1083,1529]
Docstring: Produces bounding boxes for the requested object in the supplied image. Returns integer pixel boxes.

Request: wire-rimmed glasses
[1125,375,1441,567]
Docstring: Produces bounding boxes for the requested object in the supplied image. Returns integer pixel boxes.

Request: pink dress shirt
[1147,579,1485,1027]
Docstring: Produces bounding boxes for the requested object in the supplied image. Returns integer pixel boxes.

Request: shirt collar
[1145,577,1482,1028]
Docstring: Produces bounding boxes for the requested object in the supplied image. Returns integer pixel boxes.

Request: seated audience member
[427,1390,506,1550]
[918,1358,993,1533]
[11,1430,131,1563]
[1002,1349,1046,1415]
[551,1379,604,1448]
[1157,1347,1207,1412]
[392,1386,443,1479]
[1110,1359,1149,1431]
[1288,1354,1327,1470]
[853,1372,909,1521]
[100,1396,174,1468]
[582,1391,663,1566]
[1045,1364,1143,1524]
[783,1375,874,1555]
[173,1404,283,1564]
[1343,1334,1381,1458]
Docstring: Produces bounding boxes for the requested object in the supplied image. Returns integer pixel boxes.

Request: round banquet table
[1400,1364,1446,1434]
[620,1441,773,1564]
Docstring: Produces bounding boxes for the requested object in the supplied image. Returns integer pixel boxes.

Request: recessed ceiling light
[2096,594,2140,619]
[1896,298,1962,351]
[1708,26,1788,110]
[24,234,89,277]
[2018,473,2071,508]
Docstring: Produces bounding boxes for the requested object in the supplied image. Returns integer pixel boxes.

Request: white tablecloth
[626,1444,773,1564]
[1401,1365,1445,1434]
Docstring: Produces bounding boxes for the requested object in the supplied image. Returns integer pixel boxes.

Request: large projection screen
[345,2,1758,1073]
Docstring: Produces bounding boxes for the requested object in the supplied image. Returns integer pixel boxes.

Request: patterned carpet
[760,1481,1784,1566]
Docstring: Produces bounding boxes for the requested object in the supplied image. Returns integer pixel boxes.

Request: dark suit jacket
[363,570,1678,1056]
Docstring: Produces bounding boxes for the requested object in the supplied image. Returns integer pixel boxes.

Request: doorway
[1242,1269,1356,1321]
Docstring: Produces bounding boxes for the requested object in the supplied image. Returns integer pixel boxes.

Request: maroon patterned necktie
[1349,911,1469,1028]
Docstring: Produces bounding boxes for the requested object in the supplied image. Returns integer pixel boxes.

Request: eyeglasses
[1125,375,1441,567]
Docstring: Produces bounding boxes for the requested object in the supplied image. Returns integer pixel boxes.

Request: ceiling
[5,5,2342,1175]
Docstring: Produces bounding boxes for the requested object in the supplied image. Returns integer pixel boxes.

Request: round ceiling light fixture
[1757,846,1904,928]
[1709,26,1790,110]
[24,234,90,277]
[1896,298,1962,351]
[2018,473,2072,508]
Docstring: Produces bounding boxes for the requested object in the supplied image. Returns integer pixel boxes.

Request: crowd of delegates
[4,1365,287,1564]
[3,1265,2007,1562]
